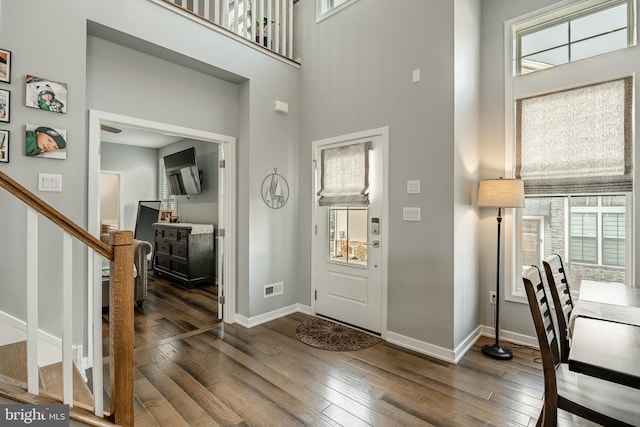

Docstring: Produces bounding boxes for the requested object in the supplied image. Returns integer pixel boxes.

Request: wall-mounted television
[163,147,202,195]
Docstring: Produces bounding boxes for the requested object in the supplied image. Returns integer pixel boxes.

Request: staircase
[0,341,116,426]
[0,171,135,426]
[0,341,93,407]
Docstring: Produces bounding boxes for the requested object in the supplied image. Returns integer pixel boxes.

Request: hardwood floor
[101,274,600,427]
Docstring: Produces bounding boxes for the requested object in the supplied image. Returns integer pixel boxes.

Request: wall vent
[264,281,284,298]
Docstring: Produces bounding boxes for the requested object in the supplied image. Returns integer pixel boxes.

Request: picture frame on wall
[159,209,175,222]
[0,49,11,83]
[25,124,67,160]
[0,89,10,123]
[0,130,9,163]
[25,75,67,114]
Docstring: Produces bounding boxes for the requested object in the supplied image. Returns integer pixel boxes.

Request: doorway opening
[87,111,236,384]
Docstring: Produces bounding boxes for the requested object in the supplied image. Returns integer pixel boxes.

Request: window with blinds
[516,77,633,194]
[516,78,632,284]
[317,141,372,207]
[159,158,177,211]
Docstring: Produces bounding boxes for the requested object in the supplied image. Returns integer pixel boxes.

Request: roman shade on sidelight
[516,77,633,195]
[317,141,372,206]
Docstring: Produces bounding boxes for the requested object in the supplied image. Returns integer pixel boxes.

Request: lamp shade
[478,178,525,208]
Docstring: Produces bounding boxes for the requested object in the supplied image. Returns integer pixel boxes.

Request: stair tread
[0,340,94,408]
[0,341,27,382]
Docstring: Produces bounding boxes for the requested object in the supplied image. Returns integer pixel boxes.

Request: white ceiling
[100,124,184,149]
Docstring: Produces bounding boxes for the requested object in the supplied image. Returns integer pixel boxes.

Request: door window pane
[329,207,368,266]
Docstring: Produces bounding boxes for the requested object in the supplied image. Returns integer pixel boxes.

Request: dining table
[567,281,640,390]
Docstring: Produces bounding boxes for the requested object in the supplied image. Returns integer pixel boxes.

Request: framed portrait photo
[25,124,67,160]
[159,209,175,222]
[0,130,9,163]
[25,75,67,114]
[0,49,11,83]
[0,89,9,123]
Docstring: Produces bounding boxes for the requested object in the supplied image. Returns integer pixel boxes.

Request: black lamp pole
[482,207,513,360]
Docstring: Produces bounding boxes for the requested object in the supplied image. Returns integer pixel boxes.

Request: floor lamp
[478,177,525,360]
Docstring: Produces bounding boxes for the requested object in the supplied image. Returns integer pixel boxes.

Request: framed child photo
[159,209,175,222]
[25,124,67,160]
[25,75,67,114]
[0,89,10,123]
[0,49,10,83]
[0,130,9,163]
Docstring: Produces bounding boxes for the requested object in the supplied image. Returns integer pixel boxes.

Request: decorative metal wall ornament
[261,168,289,209]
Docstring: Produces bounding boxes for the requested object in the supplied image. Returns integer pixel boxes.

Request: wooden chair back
[542,253,573,362]
[524,265,640,427]
[523,264,561,369]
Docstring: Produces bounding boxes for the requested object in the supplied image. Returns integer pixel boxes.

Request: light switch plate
[407,180,421,194]
[412,69,421,83]
[403,207,421,221]
[38,173,62,192]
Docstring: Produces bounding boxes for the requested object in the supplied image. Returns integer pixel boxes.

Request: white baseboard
[479,325,539,349]
[0,310,84,378]
[233,305,537,363]
[234,303,312,328]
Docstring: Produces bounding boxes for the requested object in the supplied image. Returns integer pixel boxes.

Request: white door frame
[311,126,389,338]
[87,109,237,353]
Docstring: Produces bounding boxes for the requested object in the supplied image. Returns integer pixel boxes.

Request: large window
[506,1,636,302]
[516,78,633,290]
[513,0,635,75]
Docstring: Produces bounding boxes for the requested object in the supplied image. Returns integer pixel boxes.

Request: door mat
[295,318,382,351]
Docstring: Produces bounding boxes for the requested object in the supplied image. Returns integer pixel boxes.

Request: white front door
[312,128,387,334]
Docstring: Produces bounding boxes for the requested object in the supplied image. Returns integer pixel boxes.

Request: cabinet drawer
[177,230,189,242]
[156,241,170,255]
[155,256,171,270]
[164,229,178,241]
[172,244,188,259]
[172,261,189,276]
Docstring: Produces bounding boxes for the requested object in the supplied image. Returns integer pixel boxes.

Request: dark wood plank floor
[99,273,599,427]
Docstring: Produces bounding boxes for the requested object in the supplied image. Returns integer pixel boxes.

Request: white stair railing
[163,0,295,60]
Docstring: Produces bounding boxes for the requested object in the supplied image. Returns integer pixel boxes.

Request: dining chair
[542,254,574,362]
[522,265,640,427]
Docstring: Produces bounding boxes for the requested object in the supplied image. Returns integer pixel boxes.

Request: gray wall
[0,0,300,344]
[159,139,219,226]
[453,0,481,348]
[4,0,628,358]
[101,142,158,231]
[478,0,564,338]
[296,0,458,348]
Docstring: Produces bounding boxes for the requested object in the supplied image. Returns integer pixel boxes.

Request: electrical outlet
[489,291,496,305]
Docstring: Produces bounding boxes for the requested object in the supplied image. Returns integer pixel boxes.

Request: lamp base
[482,343,513,360]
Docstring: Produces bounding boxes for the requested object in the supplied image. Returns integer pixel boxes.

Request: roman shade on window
[317,141,372,206]
[516,77,633,194]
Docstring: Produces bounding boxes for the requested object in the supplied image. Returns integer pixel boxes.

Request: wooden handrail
[0,171,111,259]
[0,171,135,426]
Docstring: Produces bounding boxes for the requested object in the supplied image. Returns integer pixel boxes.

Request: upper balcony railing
[162,0,295,61]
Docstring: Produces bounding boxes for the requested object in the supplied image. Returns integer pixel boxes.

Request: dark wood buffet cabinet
[152,222,214,288]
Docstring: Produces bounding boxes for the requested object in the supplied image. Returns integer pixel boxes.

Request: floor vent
[264,281,284,298]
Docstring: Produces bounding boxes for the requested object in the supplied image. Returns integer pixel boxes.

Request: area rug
[295,318,382,351]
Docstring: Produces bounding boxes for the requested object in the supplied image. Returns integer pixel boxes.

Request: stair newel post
[108,230,135,427]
